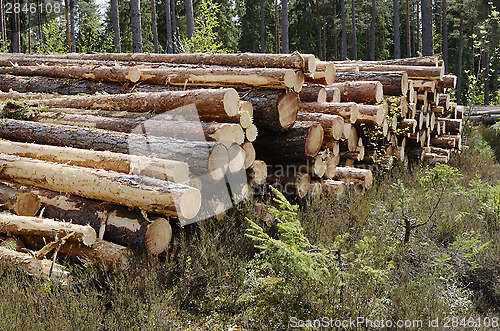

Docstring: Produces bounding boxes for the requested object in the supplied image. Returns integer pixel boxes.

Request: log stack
[0,52,460,280]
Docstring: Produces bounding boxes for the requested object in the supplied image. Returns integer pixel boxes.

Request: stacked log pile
[0,52,460,281]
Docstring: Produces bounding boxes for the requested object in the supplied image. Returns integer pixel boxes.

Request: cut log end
[297,173,311,198]
[14,192,41,217]
[325,63,336,85]
[249,160,268,186]
[242,142,256,169]
[207,144,229,181]
[401,72,409,95]
[239,111,253,129]
[245,124,258,142]
[178,187,202,220]
[126,67,142,83]
[305,123,324,157]
[375,82,384,103]
[284,69,298,91]
[223,88,240,116]
[228,143,245,173]
[144,218,172,255]
[350,103,359,124]
[317,88,327,103]
[294,71,305,92]
[278,90,300,130]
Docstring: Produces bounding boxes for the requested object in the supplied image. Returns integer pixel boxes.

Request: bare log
[299,86,327,103]
[305,61,335,85]
[356,104,385,126]
[335,71,408,96]
[0,153,201,219]
[332,166,373,189]
[329,81,384,104]
[296,112,344,140]
[300,102,359,123]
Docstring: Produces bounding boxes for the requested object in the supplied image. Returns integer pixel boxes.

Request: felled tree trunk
[356,104,386,126]
[329,81,384,104]
[300,102,359,123]
[299,86,327,103]
[0,182,40,216]
[335,71,408,96]
[296,112,344,140]
[0,153,201,219]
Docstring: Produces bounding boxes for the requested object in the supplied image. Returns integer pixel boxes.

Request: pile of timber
[0,52,460,281]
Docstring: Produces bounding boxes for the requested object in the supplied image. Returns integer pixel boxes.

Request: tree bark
[441,0,447,73]
[316,0,322,60]
[296,112,344,140]
[351,0,357,59]
[329,81,384,104]
[253,121,324,163]
[281,0,289,53]
[0,0,6,49]
[69,0,76,52]
[0,139,189,183]
[185,0,195,40]
[64,0,71,51]
[171,0,177,51]
[406,0,411,57]
[393,0,400,58]
[111,0,121,52]
[0,246,68,283]
[299,86,327,103]
[165,0,173,53]
[240,89,299,131]
[357,104,386,126]
[0,182,41,216]
[0,212,97,246]
[335,71,408,95]
[325,87,341,102]
[300,102,359,123]
[11,0,21,53]
[456,0,463,104]
[151,0,159,53]
[0,153,201,219]
[421,0,433,55]
[340,0,347,60]
[130,0,143,52]
[351,64,443,80]
[0,119,229,182]
[260,0,266,52]
[332,166,373,188]
[370,0,376,60]
[59,239,130,271]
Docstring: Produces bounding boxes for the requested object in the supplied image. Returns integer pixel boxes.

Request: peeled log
[0,246,68,284]
[296,112,344,140]
[0,153,201,219]
[0,139,189,183]
[0,120,228,181]
[0,182,41,216]
[332,166,373,189]
[0,212,97,246]
[335,71,408,96]
[300,102,359,123]
[299,86,327,103]
[33,52,317,73]
[253,121,324,163]
[241,89,299,131]
[329,81,384,104]
[356,105,386,127]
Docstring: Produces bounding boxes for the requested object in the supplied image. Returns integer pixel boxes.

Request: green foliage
[184,0,225,53]
[36,17,67,53]
[77,0,113,53]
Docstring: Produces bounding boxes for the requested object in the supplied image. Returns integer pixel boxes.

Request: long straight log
[296,112,344,140]
[253,121,324,163]
[0,246,68,283]
[355,64,444,80]
[300,102,359,123]
[59,240,131,271]
[329,81,384,104]
[0,182,40,216]
[27,52,317,73]
[0,212,97,246]
[8,184,173,254]
[335,71,408,96]
[0,153,201,219]
[0,120,228,181]
[347,56,439,67]
[240,89,299,131]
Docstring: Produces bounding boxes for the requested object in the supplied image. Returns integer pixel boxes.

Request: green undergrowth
[1,131,500,330]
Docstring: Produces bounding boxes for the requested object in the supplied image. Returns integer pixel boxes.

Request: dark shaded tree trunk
[11,0,21,53]
[260,0,265,52]
[171,0,177,52]
[166,0,173,53]
[316,0,322,59]
[274,0,280,53]
[442,0,447,72]
[406,0,411,57]
[281,0,289,53]
[421,0,432,55]
[185,0,195,40]
[70,0,76,52]
[351,0,357,59]
[111,0,122,52]
[393,0,400,58]
[0,0,7,49]
[370,0,375,60]
[456,0,463,104]
[322,17,326,60]
[484,45,490,105]
[333,0,337,60]
[36,0,43,43]
[151,0,159,53]
[64,0,71,51]
[416,1,420,54]
[130,0,143,52]
[340,0,347,59]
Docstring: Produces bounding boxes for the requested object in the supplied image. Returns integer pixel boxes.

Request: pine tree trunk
[351,0,357,59]
[171,0,177,52]
[281,0,289,53]
[370,0,376,60]
[185,0,195,40]
[166,0,173,53]
[111,0,121,52]
[316,0,322,60]
[393,0,400,58]
[11,0,21,53]
[69,0,76,52]
[416,1,420,54]
[421,0,433,55]
[333,0,337,60]
[0,0,6,49]
[36,0,42,42]
[456,0,463,104]
[406,0,411,57]
[64,0,71,51]
[442,0,447,73]
[340,0,347,60]
[131,0,143,52]
[151,0,159,53]
[260,0,265,52]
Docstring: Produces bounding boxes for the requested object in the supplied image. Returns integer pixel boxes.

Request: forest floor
[0,126,499,330]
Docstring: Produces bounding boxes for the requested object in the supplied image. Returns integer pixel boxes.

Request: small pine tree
[184,0,225,53]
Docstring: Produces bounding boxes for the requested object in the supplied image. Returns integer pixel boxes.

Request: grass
[1,129,500,330]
